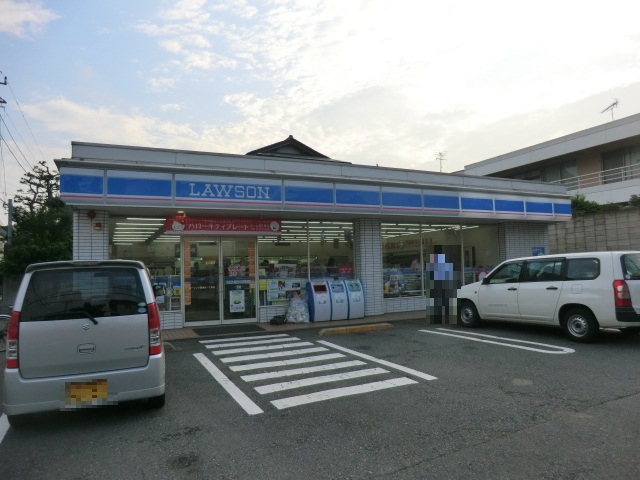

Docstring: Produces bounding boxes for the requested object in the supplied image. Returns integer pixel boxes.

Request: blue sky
[1,0,640,216]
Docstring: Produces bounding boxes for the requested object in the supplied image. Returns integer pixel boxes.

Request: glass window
[523,260,563,282]
[602,149,625,183]
[560,160,577,180]
[622,254,640,280]
[544,165,561,183]
[486,262,522,284]
[109,215,181,312]
[257,220,354,306]
[20,267,146,321]
[566,258,600,281]
[461,225,499,284]
[382,223,422,298]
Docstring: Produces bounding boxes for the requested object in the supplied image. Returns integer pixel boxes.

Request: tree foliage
[571,193,601,215]
[1,161,72,276]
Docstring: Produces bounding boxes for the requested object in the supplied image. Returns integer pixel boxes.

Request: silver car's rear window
[622,254,640,280]
[20,267,146,322]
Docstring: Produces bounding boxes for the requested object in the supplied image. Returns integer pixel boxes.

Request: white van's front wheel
[563,308,598,343]
[459,301,481,327]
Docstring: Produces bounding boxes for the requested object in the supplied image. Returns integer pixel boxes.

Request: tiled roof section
[246,135,330,159]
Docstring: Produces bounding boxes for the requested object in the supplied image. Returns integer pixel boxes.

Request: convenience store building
[56,138,571,329]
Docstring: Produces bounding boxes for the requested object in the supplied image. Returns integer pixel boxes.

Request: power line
[3,109,38,170]
[0,116,33,172]
[6,82,47,165]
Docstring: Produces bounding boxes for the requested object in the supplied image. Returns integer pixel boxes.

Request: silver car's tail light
[147,303,162,355]
[6,310,20,369]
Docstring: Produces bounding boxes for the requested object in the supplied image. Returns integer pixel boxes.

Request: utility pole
[435,151,447,173]
[1,75,10,246]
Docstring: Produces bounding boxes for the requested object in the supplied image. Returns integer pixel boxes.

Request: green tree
[1,161,72,276]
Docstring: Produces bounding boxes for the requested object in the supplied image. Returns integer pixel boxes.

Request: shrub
[571,194,601,215]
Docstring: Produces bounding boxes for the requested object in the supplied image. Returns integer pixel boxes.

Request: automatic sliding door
[222,239,256,324]
[184,239,220,325]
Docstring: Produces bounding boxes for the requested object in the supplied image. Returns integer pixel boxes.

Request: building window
[602,148,625,184]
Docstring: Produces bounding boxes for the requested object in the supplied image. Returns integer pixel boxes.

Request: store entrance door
[184,238,257,326]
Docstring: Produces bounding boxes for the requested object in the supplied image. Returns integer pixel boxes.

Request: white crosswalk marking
[200,334,291,344]
[240,360,366,381]
[210,341,314,355]
[229,353,346,372]
[255,367,389,394]
[271,378,419,410]
[204,337,302,349]
[197,333,436,414]
[220,347,329,363]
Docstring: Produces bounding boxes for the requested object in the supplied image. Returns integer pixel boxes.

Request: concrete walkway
[162,311,437,340]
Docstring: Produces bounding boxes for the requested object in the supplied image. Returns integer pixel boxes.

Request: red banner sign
[166,216,281,236]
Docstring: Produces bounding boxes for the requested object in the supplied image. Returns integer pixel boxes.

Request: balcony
[551,163,640,191]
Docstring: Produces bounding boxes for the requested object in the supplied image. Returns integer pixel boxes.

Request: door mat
[193,325,267,337]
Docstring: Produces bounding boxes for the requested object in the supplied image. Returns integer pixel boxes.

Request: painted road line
[241,360,367,382]
[271,377,418,410]
[200,334,291,344]
[229,353,346,372]
[193,353,264,415]
[204,337,301,348]
[220,347,329,363]
[255,367,389,394]
[317,340,438,381]
[420,328,575,354]
[211,342,314,355]
[0,414,9,444]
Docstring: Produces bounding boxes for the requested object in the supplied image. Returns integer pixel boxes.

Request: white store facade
[56,139,572,329]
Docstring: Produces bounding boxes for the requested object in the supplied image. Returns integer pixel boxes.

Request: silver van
[457,251,640,342]
[3,260,165,426]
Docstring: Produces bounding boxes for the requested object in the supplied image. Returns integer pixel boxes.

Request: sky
[1,0,640,218]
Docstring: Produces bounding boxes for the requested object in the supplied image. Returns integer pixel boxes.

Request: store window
[109,215,181,311]
[460,225,500,284]
[382,223,422,297]
[380,223,499,297]
[257,220,354,306]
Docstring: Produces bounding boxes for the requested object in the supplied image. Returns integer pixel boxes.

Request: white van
[3,260,166,426]
[457,251,640,342]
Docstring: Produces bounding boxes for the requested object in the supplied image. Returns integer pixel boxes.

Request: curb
[317,323,394,336]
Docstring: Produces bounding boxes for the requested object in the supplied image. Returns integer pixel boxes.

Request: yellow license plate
[66,379,108,404]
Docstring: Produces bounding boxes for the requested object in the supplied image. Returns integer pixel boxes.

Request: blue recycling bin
[328,280,349,321]
[305,281,331,322]
[345,279,365,319]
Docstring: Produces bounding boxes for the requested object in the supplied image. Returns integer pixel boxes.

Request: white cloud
[160,102,186,112]
[9,0,640,185]
[0,0,59,38]
[22,97,201,148]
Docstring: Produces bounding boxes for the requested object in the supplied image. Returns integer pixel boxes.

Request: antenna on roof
[601,98,618,121]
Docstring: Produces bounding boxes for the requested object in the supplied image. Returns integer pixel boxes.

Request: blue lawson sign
[58,167,572,220]
[532,247,546,256]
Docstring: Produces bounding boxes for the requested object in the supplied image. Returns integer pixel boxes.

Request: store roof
[246,135,332,160]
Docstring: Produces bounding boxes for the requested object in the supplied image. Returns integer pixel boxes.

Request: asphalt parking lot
[2,318,640,479]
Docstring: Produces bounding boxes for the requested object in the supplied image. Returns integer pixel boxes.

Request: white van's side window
[523,260,564,282]
[622,254,640,280]
[487,262,522,284]
[566,258,599,281]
